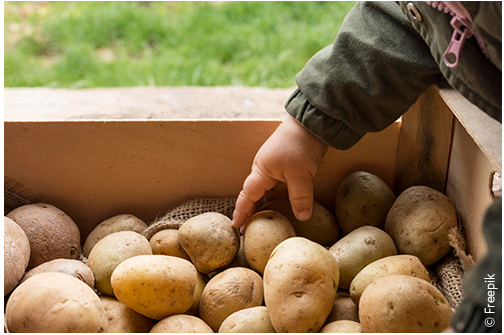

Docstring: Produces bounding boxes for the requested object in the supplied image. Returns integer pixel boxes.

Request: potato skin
[243,210,296,274]
[329,226,397,290]
[264,237,339,333]
[111,255,198,320]
[7,203,80,270]
[349,254,430,305]
[20,258,95,288]
[262,199,339,246]
[385,186,458,266]
[359,275,453,332]
[83,214,148,257]
[4,217,30,295]
[178,212,240,274]
[5,272,109,333]
[218,306,275,333]
[150,314,213,333]
[150,229,191,261]
[320,320,363,333]
[325,292,359,324]
[100,296,153,333]
[335,171,395,235]
[199,267,263,332]
[87,231,153,296]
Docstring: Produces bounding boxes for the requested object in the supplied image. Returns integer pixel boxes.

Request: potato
[178,212,240,274]
[150,229,191,261]
[329,226,397,290]
[199,267,263,332]
[7,203,80,269]
[262,198,339,246]
[20,258,94,288]
[100,296,153,333]
[325,292,359,324]
[264,237,339,333]
[218,306,275,333]
[385,185,458,266]
[87,231,152,296]
[349,254,430,305]
[243,210,296,274]
[185,271,209,316]
[4,216,30,295]
[150,314,213,333]
[359,274,453,332]
[111,254,197,320]
[5,272,108,332]
[335,171,396,235]
[320,320,363,333]
[83,214,148,257]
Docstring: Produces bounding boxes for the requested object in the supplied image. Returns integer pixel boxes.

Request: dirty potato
[4,216,30,295]
[385,185,458,266]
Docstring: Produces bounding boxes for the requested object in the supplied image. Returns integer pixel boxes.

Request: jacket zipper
[426,1,488,68]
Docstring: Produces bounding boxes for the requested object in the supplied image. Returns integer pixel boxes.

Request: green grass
[4,1,356,88]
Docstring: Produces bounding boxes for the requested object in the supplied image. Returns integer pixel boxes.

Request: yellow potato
[83,214,148,257]
[150,229,191,261]
[359,275,453,332]
[150,314,213,333]
[87,231,152,296]
[262,199,339,246]
[264,237,339,333]
[243,210,296,274]
[329,226,397,290]
[325,292,359,324]
[349,254,430,305]
[385,185,458,266]
[100,296,153,333]
[218,306,275,333]
[178,212,240,274]
[335,171,395,235]
[111,255,198,320]
[320,320,363,333]
[20,258,94,289]
[4,216,30,295]
[5,272,108,333]
[199,267,263,332]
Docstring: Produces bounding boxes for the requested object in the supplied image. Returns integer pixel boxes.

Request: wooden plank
[394,85,454,194]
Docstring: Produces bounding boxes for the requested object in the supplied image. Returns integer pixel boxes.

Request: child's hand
[232,115,328,230]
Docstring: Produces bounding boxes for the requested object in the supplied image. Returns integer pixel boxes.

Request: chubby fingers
[285,173,314,222]
[232,168,279,230]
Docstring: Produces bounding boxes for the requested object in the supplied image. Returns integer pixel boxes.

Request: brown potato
[359,275,453,332]
[111,255,198,320]
[5,272,108,333]
[262,199,339,246]
[243,210,296,274]
[150,229,191,261]
[335,171,396,235]
[100,296,153,333]
[7,203,80,270]
[178,212,240,274]
[199,267,263,332]
[329,226,397,290]
[218,306,275,333]
[320,320,363,333]
[384,186,458,266]
[150,314,213,333]
[83,214,148,257]
[349,254,430,305]
[87,231,152,296]
[325,292,359,324]
[20,258,95,288]
[4,216,30,295]
[264,237,339,333]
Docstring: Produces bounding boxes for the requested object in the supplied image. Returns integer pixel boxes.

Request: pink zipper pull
[444,16,473,68]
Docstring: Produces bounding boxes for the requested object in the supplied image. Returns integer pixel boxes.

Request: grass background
[4,1,355,88]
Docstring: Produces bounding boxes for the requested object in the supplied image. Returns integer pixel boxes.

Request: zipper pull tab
[444,16,472,68]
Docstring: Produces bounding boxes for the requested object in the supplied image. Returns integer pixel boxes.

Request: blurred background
[4,1,356,89]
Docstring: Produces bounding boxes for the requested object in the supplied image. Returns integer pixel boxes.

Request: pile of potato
[4,170,458,333]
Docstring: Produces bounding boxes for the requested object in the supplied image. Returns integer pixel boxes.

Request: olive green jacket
[285,1,502,150]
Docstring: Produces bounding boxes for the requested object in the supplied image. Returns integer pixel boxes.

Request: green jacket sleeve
[285,1,442,150]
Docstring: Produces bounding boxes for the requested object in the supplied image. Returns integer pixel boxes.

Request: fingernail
[297,210,311,221]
